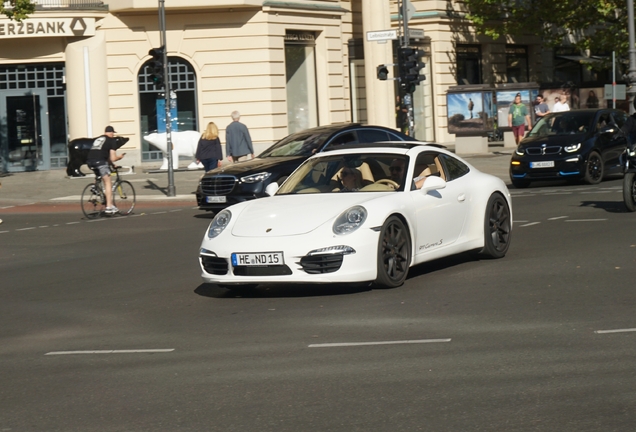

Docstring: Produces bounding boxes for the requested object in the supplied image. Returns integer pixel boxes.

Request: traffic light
[148,46,165,88]
[398,47,426,93]
[377,64,389,81]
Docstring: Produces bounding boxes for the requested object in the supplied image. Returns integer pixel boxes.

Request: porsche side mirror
[420,175,447,193]
[265,182,279,196]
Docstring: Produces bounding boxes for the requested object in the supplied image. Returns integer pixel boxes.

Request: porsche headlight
[241,172,272,183]
[564,143,581,153]
[207,209,232,238]
[333,206,367,235]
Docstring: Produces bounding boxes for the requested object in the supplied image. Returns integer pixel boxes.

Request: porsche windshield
[276,153,409,195]
[528,111,595,137]
[259,130,331,158]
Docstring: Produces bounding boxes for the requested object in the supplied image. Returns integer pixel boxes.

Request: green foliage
[463,0,628,58]
[2,0,36,22]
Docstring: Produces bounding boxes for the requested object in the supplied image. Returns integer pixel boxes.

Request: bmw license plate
[206,196,226,203]
[530,161,555,168]
[232,252,285,266]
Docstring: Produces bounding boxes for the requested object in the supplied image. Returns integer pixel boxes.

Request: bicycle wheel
[113,180,136,215]
[81,183,105,219]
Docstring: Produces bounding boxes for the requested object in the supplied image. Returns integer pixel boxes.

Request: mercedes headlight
[241,172,272,183]
[333,206,367,235]
[207,209,232,238]
[564,143,581,153]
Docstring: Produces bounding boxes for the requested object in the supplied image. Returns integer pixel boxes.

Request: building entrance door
[1,89,50,172]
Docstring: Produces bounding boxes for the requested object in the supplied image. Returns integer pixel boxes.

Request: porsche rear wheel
[481,193,511,259]
[374,216,411,288]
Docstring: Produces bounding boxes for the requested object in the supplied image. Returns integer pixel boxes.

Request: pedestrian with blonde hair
[195,122,223,172]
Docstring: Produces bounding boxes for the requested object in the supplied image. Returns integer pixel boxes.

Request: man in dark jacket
[225,111,254,163]
[86,125,126,214]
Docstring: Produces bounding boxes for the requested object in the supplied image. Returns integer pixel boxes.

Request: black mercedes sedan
[509,109,629,188]
[196,123,416,211]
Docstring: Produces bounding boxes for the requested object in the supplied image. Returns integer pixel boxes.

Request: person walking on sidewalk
[508,93,531,145]
[86,125,126,215]
[225,111,254,163]
[195,122,223,172]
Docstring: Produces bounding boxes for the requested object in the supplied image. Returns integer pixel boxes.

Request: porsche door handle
[457,194,466,202]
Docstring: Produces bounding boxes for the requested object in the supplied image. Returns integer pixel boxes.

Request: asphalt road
[1,180,636,432]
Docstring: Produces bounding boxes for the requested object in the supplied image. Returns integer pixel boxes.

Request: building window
[506,45,529,83]
[456,45,482,85]
[138,57,197,161]
[285,31,318,134]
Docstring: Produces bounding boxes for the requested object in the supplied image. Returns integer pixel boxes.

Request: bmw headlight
[241,172,272,183]
[333,206,367,235]
[564,143,581,153]
[207,209,232,238]
[515,148,525,156]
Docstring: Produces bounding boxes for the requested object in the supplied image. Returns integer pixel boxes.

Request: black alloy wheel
[584,151,604,184]
[623,172,636,212]
[481,193,512,259]
[374,216,411,288]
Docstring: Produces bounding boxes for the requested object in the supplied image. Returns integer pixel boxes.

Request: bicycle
[81,165,136,219]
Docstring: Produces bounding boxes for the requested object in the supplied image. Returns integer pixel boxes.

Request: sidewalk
[0,148,513,206]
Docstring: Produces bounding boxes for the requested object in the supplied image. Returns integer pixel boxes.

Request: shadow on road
[579,200,627,213]
[194,282,372,298]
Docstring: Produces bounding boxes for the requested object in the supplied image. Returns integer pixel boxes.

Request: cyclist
[86,126,126,214]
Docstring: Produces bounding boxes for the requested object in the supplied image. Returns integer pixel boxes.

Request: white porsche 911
[199,142,512,290]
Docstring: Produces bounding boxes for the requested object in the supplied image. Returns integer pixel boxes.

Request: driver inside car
[389,158,406,186]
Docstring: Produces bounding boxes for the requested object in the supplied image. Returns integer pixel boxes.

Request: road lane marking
[45,349,175,356]
[548,216,568,220]
[519,222,541,227]
[16,227,36,231]
[308,338,451,348]
[565,219,607,222]
[546,192,572,195]
[39,226,49,228]
[595,328,636,334]
[66,222,80,225]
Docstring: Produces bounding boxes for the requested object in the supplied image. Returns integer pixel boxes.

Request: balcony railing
[32,0,107,10]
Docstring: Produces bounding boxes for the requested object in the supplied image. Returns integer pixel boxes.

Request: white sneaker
[105,206,119,214]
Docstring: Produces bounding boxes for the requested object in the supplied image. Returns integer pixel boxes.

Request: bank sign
[0,17,95,39]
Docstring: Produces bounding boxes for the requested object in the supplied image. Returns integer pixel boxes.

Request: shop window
[456,45,482,85]
[285,31,318,134]
[506,45,529,83]
[138,57,197,161]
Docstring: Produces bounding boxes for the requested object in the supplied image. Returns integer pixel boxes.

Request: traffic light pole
[398,0,414,137]
[159,0,176,196]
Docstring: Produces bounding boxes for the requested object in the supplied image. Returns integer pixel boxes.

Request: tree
[2,0,35,21]
[462,0,628,62]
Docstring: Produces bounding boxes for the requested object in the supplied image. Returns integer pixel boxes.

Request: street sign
[366,29,398,42]
[408,28,424,40]
[604,84,626,100]
[405,0,416,21]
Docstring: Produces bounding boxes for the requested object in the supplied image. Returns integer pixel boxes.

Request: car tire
[480,193,512,259]
[623,172,636,212]
[374,216,411,288]
[584,151,603,184]
[511,178,530,189]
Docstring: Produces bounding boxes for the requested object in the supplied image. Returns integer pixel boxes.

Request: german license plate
[232,252,285,266]
[530,161,555,168]
[206,196,226,203]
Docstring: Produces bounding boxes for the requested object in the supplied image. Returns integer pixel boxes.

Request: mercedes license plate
[206,196,226,203]
[530,161,555,168]
[232,252,285,267]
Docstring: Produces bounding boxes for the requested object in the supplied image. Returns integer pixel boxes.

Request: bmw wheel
[584,151,603,184]
[623,172,636,212]
[481,193,512,259]
[374,216,411,288]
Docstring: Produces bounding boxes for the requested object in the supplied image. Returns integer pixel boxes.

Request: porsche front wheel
[374,216,411,288]
[481,193,511,259]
